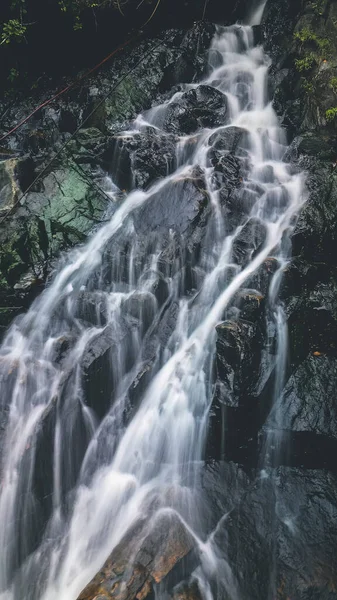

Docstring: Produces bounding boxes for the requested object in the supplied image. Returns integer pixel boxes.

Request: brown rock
[77,512,195,600]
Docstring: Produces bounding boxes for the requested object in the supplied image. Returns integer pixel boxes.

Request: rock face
[272,355,337,438]
[214,467,337,600]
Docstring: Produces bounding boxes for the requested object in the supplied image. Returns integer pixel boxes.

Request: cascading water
[0,10,306,600]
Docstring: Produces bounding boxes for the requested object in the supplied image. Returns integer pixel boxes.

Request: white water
[0,12,305,600]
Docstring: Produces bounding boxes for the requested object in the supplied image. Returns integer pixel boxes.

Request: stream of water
[0,4,306,599]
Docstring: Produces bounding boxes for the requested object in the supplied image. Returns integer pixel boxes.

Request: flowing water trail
[0,14,306,600]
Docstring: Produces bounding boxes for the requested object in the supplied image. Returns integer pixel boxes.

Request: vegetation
[329,77,337,92]
[293,26,332,71]
[325,107,337,122]
[293,24,337,115]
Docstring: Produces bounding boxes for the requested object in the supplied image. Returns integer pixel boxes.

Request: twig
[116,0,125,16]
[142,0,162,28]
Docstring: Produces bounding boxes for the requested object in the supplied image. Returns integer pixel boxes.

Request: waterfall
[0,14,305,600]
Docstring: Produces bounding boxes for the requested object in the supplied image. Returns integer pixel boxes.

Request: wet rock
[77,512,196,600]
[102,30,209,133]
[110,130,177,192]
[286,282,337,369]
[172,581,202,600]
[232,218,267,265]
[211,153,243,194]
[214,467,337,600]
[0,162,109,302]
[134,167,209,235]
[160,22,216,90]
[164,86,228,135]
[67,127,110,165]
[262,0,303,61]
[292,156,337,264]
[82,320,136,419]
[0,23,215,311]
[200,461,251,531]
[75,291,109,327]
[266,0,337,138]
[267,355,337,439]
[208,126,246,154]
[215,319,262,408]
[0,158,27,216]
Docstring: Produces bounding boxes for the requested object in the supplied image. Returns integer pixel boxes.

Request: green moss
[0,238,25,286]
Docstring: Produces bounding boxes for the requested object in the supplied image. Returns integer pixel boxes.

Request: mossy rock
[0,161,109,292]
[0,158,21,215]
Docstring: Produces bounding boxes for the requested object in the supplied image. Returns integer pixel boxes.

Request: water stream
[0,9,306,600]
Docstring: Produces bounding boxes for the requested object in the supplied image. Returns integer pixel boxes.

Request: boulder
[208,126,246,155]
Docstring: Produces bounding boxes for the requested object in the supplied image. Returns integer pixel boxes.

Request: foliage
[8,67,19,82]
[293,25,334,89]
[301,78,314,94]
[329,77,337,92]
[1,19,26,45]
[294,27,332,56]
[309,1,324,17]
[295,53,317,72]
[326,107,337,122]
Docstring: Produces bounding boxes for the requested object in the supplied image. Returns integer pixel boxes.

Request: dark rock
[163,86,228,135]
[287,283,337,369]
[82,320,136,419]
[215,318,263,408]
[214,467,337,600]
[0,23,215,310]
[232,218,267,265]
[200,461,251,531]
[160,22,216,90]
[262,0,303,61]
[292,156,337,264]
[266,355,337,439]
[109,130,177,192]
[208,126,246,154]
[0,162,109,299]
[134,167,209,235]
[211,153,243,192]
[75,291,109,327]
